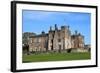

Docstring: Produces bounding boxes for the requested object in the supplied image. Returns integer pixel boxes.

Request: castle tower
[77,33,84,49]
[61,25,71,49]
[53,24,59,51]
[71,31,84,49]
[48,26,54,51]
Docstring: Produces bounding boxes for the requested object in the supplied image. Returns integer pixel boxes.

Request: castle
[28,24,84,52]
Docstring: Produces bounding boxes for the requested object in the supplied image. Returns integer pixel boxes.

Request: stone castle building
[28,24,84,52]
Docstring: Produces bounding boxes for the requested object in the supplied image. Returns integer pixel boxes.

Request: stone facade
[28,24,84,52]
[71,31,84,49]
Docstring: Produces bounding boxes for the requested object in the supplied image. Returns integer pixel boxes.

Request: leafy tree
[22,32,36,45]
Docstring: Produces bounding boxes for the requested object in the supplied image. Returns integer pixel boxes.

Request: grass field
[22,52,91,63]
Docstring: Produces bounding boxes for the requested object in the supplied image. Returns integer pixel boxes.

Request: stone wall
[28,25,85,53]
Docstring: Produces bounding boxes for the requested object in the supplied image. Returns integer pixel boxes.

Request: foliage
[22,32,36,45]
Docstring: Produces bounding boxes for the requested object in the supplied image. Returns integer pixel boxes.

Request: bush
[67,49,72,53]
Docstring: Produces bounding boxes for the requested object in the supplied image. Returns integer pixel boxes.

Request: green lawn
[22,52,91,63]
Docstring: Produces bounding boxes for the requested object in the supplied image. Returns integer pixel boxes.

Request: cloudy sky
[22,10,91,44]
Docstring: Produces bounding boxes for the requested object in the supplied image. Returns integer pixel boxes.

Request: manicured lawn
[22,52,91,63]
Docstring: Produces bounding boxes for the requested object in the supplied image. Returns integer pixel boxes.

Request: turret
[50,26,52,31]
[75,30,78,35]
[55,24,58,30]
[41,31,45,35]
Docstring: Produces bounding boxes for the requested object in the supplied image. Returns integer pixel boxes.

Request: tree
[22,32,36,45]
[22,32,36,54]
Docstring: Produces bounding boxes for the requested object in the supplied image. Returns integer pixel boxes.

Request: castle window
[58,39,61,42]
[51,39,53,43]
[30,39,33,43]
[58,33,60,37]
[38,38,41,42]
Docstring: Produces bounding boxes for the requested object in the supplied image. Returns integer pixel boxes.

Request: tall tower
[61,25,71,49]
[48,26,54,51]
[53,24,59,51]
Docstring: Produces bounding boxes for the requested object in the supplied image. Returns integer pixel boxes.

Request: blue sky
[22,10,91,44]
